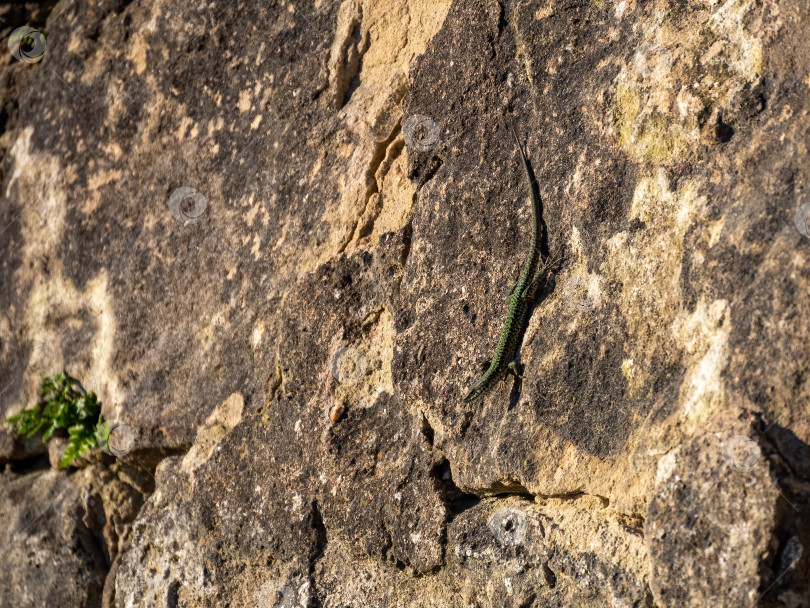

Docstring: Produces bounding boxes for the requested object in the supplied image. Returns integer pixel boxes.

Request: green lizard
[463,125,560,403]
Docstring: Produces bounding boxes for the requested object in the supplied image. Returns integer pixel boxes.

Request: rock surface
[1,0,809,607]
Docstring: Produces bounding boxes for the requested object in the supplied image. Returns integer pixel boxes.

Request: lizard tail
[463,363,501,403]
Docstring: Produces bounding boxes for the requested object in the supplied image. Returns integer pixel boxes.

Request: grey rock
[0,0,808,606]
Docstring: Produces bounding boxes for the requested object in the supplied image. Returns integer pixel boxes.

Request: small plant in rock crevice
[5,370,107,468]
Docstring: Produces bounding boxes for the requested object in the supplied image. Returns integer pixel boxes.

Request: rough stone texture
[0,460,148,608]
[645,422,778,608]
[1,0,810,607]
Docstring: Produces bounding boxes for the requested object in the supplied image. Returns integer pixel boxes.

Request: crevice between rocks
[399,219,413,268]
[750,412,810,604]
[3,451,51,474]
[430,457,482,520]
[328,0,369,110]
[308,499,328,608]
[339,119,403,253]
[84,446,190,608]
[410,155,444,192]
[532,490,611,509]
[472,481,612,509]
[260,355,284,415]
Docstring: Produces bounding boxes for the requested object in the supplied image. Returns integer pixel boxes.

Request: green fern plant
[5,370,105,468]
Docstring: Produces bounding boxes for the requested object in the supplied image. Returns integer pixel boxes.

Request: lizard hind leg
[507,360,523,380]
[545,243,565,273]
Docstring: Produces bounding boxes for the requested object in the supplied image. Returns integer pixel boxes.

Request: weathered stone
[1,0,809,606]
[645,423,779,608]
[0,462,145,608]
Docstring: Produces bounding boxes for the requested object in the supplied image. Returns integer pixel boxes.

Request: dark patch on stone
[430,457,481,518]
[1,0,810,605]
[395,0,643,501]
[166,580,180,608]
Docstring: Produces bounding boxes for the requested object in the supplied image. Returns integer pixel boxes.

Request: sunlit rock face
[1,0,808,607]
